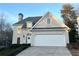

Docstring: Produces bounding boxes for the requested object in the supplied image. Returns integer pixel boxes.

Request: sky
[0,3,79,25]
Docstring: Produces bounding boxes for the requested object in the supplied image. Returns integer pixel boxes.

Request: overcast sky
[0,3,79,25]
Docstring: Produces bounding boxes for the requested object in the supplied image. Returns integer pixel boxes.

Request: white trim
[31,12,49,29]
[31,12,70,30]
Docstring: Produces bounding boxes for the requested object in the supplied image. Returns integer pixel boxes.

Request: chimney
[18,13,23,21]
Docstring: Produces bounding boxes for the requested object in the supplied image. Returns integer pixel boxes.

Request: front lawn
[0,44,29,56]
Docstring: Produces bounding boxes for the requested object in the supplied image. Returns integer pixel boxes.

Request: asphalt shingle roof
[13,16,42,26]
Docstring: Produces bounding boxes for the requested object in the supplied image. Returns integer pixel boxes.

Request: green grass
[0,44,29,56]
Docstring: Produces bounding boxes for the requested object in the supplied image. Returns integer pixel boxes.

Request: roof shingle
[13,16,42,26]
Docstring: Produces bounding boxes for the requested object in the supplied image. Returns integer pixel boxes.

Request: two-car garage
[33,35,66,46]
[31,30,69,46]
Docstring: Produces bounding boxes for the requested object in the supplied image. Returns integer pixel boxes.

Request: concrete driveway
[17,46,72,56]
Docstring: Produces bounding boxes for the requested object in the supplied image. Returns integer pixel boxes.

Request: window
[28,37,30,39]
[17,25,22,34]
[23,35,25,37]
[47,18,50,24]
[26,21,32,29]
[17,37,20,44]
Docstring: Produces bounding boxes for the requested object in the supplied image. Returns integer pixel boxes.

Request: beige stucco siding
[65,30,69,44]
[12,26,27,44]
[77,17,79,35]
[34,13,61,28]
[12,12,69,45]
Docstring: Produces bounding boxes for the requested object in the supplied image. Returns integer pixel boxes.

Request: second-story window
[47,18,50,24]
[17,25,22,34]
[26,21,32,29]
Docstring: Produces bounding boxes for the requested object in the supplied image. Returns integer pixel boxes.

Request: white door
[33,35,66,46]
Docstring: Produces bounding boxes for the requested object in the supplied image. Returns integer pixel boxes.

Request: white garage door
[33,35,66,46]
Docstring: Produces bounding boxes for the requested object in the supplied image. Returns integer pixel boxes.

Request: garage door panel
[33,35,66,46]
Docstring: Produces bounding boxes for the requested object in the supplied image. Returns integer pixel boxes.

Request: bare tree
[0,13,6,46]
[0,13,13,47]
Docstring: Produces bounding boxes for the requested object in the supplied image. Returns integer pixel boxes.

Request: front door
[26,37,27,44]
[17,37,20,44]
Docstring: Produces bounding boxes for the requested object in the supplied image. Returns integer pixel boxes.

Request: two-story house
[12,12,70,46]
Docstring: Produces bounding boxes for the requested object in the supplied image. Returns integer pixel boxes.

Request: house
[12,12,70,46]
[77,16,79,35]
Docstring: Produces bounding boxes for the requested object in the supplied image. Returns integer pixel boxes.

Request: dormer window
[47,18,50,24]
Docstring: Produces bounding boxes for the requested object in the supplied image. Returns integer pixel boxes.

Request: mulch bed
[67,43,79,56]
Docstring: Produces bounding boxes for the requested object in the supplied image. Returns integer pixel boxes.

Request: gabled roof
[31,12,70,30]
[13,16,42,26]
[13,12,70,31]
